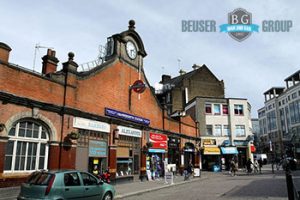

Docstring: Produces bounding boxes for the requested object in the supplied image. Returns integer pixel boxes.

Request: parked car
[17,169,115,200]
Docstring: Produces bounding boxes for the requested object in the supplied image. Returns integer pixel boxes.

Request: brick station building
[0,21,198,187]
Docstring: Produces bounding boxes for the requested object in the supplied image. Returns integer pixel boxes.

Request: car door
[80,172,103,200]
[63,172,86,199]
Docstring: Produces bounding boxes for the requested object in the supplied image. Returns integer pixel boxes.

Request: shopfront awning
[221,147,238,154]
[203,147,221,155]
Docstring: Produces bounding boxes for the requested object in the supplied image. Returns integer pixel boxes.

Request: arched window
[4,120,49,172]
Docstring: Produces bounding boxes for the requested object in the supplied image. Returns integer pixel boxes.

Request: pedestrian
[230,159,237,176]
[253,159,259,173]
[185,161,193,180]
[246,158,253,174]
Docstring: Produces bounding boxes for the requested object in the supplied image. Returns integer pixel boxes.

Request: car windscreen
[26,171,54,185]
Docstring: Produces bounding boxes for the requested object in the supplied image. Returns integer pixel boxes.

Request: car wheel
[102,192,112,200]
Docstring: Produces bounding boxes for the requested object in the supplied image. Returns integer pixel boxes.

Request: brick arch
[3,111,58,142]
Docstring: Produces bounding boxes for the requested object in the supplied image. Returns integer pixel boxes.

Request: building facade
[186,97,254,170]
[0,21,198,187]
[258,70,300,161]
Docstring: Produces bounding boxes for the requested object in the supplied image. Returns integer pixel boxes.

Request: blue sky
[1,1,300,117]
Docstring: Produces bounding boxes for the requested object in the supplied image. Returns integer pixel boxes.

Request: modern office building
[258,70,300,161]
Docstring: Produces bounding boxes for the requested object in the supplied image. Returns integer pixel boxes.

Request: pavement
[0,165,290,200]
[114,164,285,199]
[114,173,208,199]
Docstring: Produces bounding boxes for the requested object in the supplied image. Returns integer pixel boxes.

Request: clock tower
[105,20,147,69]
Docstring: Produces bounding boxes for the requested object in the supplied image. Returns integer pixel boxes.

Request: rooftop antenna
[177,58,181,72]
[33,43,53,71]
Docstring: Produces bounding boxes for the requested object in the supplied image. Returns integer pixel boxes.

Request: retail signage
[105,108,150,126]
[89,140,107,157]
[234,140,248,146]
[73,117,110,133]
[148,149,166,153]
[220,147,238,154]
[117,126,142,138]
[203,139,216,145]
[149,133,167,149]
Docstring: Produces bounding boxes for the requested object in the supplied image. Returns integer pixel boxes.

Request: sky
[1,1,300,118]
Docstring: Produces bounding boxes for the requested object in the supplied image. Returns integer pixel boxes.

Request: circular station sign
[132,80,146,93]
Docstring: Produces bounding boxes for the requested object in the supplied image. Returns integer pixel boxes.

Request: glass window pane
[41,131,46,139]
[40,144,46,156]
[18,128,25,137]
[20,156,25,170]
[33,144,37,156]
[27,122,33,130]
[214,104,221,114]
[27,157,32,170]
[4,156,12,170]
[16,142,21,155]
[32,157,36,169]
[25,128,33,138]
[19,122,26,128]
[39,157,45,169]
[8,127,16,136]
[21,142,26,155]
[6,141,14,155]
[15,155,20,170]
[28,143,33,156]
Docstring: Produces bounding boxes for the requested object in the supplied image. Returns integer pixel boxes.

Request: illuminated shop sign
[105,108,150,126]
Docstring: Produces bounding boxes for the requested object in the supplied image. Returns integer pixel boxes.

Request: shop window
[205,104,212,114]
[234,105,244,115]
[214,104,221,115]
[116,158,133,176]
[4,120,49,172]
[222,105,228,115]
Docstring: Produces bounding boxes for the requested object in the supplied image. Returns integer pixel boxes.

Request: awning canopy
[221,147,238,154]
[203,147,221,155]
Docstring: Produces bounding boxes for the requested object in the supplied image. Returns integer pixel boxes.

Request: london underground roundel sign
[132,80,146,93]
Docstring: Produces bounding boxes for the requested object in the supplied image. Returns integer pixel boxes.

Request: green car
[17,170,115,200]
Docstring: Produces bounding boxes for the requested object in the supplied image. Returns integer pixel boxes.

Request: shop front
[116,125,141,181]
[220,146,238,170]
[202,146,221,171]
[73,117,110,175]
[146,132,167,180]
[234,140,248,167]
[168,136,180,172]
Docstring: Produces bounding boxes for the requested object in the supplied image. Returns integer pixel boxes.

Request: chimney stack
[192,64,200,70]
[161,74,171,84]
[42,49,59,75]
[0,42,12,63]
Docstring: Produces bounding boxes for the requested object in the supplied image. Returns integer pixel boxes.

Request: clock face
[126,41,137,59]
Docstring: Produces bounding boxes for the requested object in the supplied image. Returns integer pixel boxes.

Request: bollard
[286,171,294,200]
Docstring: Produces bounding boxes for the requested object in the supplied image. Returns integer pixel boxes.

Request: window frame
[234,104,244,115]
[4,120,49,173]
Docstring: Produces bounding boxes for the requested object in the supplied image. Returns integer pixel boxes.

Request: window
[64,172,81,186]
[81,172,98,185]
[292,92,297,99]
[213,104,221,115]
[222,105,228,115]
[205,104,212,114]
[234,105,244,115]
[4,120,49,172]
[214,125,222,136]
[235,125,245,137]
[223,125,230,136]
[206,125,213,135]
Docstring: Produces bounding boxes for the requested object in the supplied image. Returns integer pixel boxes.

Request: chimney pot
[161,74,171,84]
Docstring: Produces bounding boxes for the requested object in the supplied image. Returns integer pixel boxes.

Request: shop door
[133,154,139,174]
